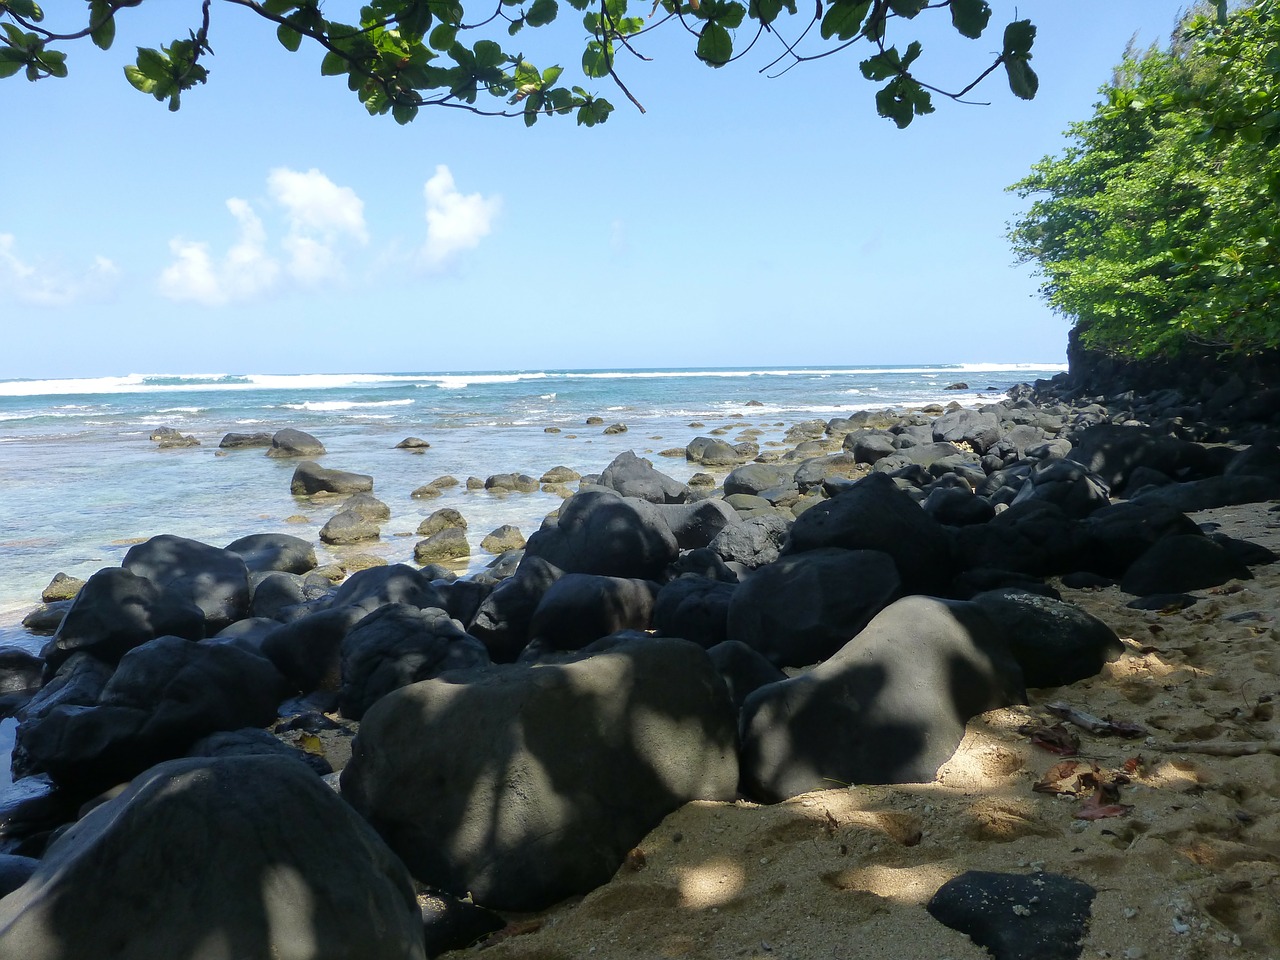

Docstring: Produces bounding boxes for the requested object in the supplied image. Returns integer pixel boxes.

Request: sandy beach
[456,501,1280,960]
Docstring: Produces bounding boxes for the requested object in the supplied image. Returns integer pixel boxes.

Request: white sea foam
[281,399,415,412]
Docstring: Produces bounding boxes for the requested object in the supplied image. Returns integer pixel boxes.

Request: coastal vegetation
[0,0,1037,126]
[1008,0,1280,361]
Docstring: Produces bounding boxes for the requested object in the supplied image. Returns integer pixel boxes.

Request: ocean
[0,363,1067,647]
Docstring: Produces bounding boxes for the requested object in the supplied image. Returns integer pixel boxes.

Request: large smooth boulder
[953,500,1089,577]
[320,509,381,545]
[686,436,743,466]
[523,490,678,580]
[1079,501,1203,577]
[970,589,1124,688]
[467,557,564,663]
[1008,459,1110,519]
[723,463,798,498]
[261,605,368,693]
[727,548,902,668]
[740,595,1026,801]
[932,408,1001,455]
[649,498,740,550]
[784,471,955,593]
[341,639,739,911]
[290,460,374,496]
[710,513,790,569]
[224,533,317,574]
[527,574,659,650]
[597,451,688,503]
[340,603,489,720]
[0,756,425,960]
[331,563,446,615]
[122,534,251,633]
[1130,475,1280,512]
[265,427,327,458]
[653,576,738,649]
[1066,424,1211,493]
[1120,534,1254,595]
[42,567,205,672]
[17,636,287,794]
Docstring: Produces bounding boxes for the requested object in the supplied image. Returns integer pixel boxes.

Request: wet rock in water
[411,484,443,499]
[340,602,489,720]
[40,573,84,603]
[430,475,460,489]
[540,465,580,484]
[484,473,540,494]
[149,425,181,441]
[340,492,390,521]
[418,508,467,537]
[602,422,628,435]
[415,528,470,564]
[740,595,1026,801]
[0,756,425,960]
[396,437,431,449]
[265,426,327,458]
[0,648,44,717]
[686,436,744,466]
[42,567,205,672]
[597,450,687,504]
[218,431,272,449]
[320,509,381,545]
[20,602,70,635]
[727,548,901,668]
[123,535,251,634]
[927,870,1096,960]
[290,460,374,496]
[585,416,604,425]
[480,525,525,554]
[224,532,317,575]
[341,638,738,912]
[156,433,200,448]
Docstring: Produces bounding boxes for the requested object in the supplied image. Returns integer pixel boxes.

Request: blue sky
[2,1,1191,379]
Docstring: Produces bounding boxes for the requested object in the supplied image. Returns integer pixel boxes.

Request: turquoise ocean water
[0,364,1066,644]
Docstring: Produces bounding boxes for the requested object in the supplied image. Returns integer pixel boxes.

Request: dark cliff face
[1061,325,1280,415]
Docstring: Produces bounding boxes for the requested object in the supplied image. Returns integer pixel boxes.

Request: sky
[0,1,1193,379]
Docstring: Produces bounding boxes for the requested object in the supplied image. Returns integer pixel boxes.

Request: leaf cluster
[0,0,1039,127]
[1008,0,1280,358]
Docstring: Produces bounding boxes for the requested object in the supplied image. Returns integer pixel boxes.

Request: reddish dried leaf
[1022,721,1080,756]
[1123,755,1144,776]
[1074,792,1132,820]
[1033,760,1101,796]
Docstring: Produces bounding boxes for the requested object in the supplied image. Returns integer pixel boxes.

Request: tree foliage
[0,0,1038,127]
[1008,1,1280,358]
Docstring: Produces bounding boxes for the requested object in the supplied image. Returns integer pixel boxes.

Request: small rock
[395,437,430,449]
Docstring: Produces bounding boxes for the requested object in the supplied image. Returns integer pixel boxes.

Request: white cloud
[157,198,279,305]
[0,233,119,306]
[421,165,501,270]
[157,168,369,302]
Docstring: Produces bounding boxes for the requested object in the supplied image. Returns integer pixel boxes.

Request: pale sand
[454,501,1280,960]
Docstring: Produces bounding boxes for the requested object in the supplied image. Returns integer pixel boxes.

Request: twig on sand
[1147,740,1280,757]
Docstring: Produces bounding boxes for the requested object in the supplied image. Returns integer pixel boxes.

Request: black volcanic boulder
[653,575,738,649]
[17,636,287,794]
[1009,459,1110,519]
[928,871,1096,960]
[710,513,790,569]
[41,567,205,672]
[122,534,251,634]
[970,589,1124,688]
[724,463,798,499]
[467,556,564,663]
[0,648,45,718]
[727,548,902,668]
[649,498,740,550]
[932,408,1001,455]
[953,500,1089,577]
[706,640,787,714]
[527,574,660,650]
[341,639,739,912]
[331,563,446,615]
[340,603,489,720]
[218,431,272,449]
[265,427,326,458]
[597,450,688,503]
[522,490,679,580]
[1079,501,1204,577]
[740,595,1025,801]
[260,605,369,693]
[686,436,742,466]
[0,756,425,960]
[1129,474,1280,512]
[291,460,374,496]
[1120,534,1254,595]
[784,471,955,594]
[1066,423,1212,493]
[224,532,317,574]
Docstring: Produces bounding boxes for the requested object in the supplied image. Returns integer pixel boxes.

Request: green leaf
[123,63,154,92]
[392,102,418,123]
[1002,18,1035,57]
[887,0,925,17]
[542,64,563,86]
[262,0,299,14]
[718,1,745,29]
[0,58,22,79]
[276,24,303,52]
[749,0,784,26]
[88,0,116,50]
[472,39,504,68]
[696,22,732,65]
[581,40,610,78]
[508,17,524,34]
[820,0,870,42]
[320,50,347,75]
[860,49,900,81]
[1005,56,1038,99]
[565,0,591,8]
[39,47,66,77]
[3,0,42,22]
[527,0,558,26]
[134,47,170,82]
[429,24,457,49]
[948,0,990,39]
